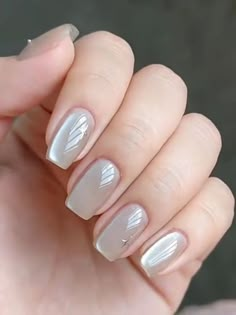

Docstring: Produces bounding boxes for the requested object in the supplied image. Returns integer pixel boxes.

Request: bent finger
[0,24,77,117]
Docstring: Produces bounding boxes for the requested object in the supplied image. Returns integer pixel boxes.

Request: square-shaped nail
[95,204,148,261]
[47,109,94,169]
[66,159,120,219]
[140,231,187,277]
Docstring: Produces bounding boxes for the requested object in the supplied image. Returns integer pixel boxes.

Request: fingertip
[0,28,76,116]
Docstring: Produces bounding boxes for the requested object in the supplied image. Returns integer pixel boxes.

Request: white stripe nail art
[140,231,187,277]
[66,159,120,220]
[47,109,94,169]
[64,116,89,153]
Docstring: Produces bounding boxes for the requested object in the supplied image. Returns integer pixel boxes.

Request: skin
[0,28,234,315]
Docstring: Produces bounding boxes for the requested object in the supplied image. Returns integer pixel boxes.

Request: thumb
[0,24,78,138]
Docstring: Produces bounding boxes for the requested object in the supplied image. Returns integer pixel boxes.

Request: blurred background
[0,0,235,308]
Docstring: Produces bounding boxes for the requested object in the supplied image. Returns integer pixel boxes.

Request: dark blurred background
[0,0,235,308]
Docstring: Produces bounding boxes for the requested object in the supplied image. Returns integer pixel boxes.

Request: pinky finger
[138,177,235,277]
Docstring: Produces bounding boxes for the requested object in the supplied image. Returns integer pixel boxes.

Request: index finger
[46,31,134,169]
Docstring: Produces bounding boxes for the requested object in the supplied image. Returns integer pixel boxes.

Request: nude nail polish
[19,24,79,59]
[66,159,120,219]
[140,231,187,277]
[95,204,148,261]
[47,109,94,169]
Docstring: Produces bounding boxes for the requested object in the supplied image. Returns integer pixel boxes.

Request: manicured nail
[47,109,94,169]
[140,231,187,277]
[66,159,120,219]
[95,204,148,261]
[19,24,79,59]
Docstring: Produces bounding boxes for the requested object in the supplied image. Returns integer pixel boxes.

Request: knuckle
[84,72,117,94]
[199,177,235,228]
[184,113,222,150]
[140,64,187,94]
[148,167,185,203]
[118,118,152,151]
[209,177,235,224]
[93,31,134,60]
[68,70,118,99]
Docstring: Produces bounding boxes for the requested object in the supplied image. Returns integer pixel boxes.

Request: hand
[0,25,234,315]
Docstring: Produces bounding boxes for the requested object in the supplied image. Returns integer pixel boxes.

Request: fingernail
[66,159,120,219]
[140,231,187,277]
[95,204,148,261]
[19,24,79,60]
[47,109,94,169]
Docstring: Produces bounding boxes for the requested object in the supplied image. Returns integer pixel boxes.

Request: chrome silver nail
[95,204,148,261]
[47,109,94,169]
[140,231,187,277]
[66,159,120,219]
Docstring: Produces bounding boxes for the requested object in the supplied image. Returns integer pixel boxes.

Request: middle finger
[66,65,187,219]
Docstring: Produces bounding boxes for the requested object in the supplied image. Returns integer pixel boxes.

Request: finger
[144,261,202,314]
[66,65,187,219]
[93,113,221,261]
[46,31,134,169]
[0,24,77,145]
[0,24,77,116]
[135,178,234,313]
[138,177,234,277]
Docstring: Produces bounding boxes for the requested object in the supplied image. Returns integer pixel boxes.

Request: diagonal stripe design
[64,115,89,153]
[47,109,94,169]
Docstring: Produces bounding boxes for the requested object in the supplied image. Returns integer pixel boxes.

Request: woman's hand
[0,25,234,315]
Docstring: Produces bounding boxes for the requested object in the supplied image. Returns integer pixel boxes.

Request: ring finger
[93,113,222,261]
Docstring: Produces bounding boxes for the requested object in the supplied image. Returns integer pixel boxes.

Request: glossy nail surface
[66,159,120,219]
[95,204,148,261]
[19,24,79,59]
[140,231,187,277]
[47,109,94,169]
